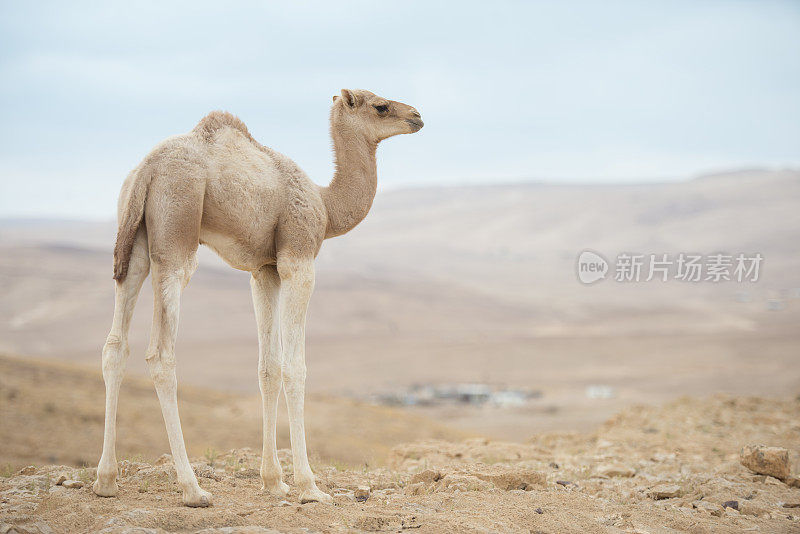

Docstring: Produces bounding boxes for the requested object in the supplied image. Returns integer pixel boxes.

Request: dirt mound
[2,395,800,533]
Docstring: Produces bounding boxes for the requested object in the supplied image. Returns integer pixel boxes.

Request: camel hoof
[262,480,290,498]
[183,488,213,507]
[92,479,118,497]
[299,487,333,504]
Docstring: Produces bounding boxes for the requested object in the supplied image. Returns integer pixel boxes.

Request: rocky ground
[2,395,800,533]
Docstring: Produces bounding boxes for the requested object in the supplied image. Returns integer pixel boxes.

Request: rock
[739,445,790,480]
[721,500,739,511]
[154,453,173,466]
[354,486,370,502]
[596,463,635,478]
[783,503,800,509]
[17,466,36,475]
[535,507,544,514]
[787,476,800,488]
[61,480,83,489]
[556,480,576,487]
[193,464,222,481]
[278,500,291,507]
[693,501,723,517]
[0,521,56,534]
[648,484,681,500]
[765,475,783,485]
[410,469,442,484]
[738,501,768,517]
[54,474,67,486]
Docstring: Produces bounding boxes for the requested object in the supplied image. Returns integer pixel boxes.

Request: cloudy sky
[1,1,798,218]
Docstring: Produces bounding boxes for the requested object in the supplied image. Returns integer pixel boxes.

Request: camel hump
[192,111,254,143]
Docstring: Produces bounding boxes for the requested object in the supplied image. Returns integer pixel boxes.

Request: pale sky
[1,1,798,218]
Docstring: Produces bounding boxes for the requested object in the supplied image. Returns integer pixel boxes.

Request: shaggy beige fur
[94,89,422,507]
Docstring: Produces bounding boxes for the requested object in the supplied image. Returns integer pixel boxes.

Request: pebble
[722,500,739,511]
[155,454,173,466]
[62,480,83,489]
[193,464,222,481]
[738,501,768,517]
[555,480,575,487]
[724,507,740,517]
[354,486,370,502]
[234,468,259,479]
[17,466,36,475]
[648,484,681,500]
[693,501,723,517]
[410,469,442,484]
[596,464,635,478]
[740,445,790,480]
[278,500,291,507]
[55,474,67,486]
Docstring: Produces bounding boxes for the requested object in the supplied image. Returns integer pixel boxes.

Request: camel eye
[374,104,389,114]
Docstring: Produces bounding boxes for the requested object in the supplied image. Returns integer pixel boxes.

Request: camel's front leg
[277,256,332,504]
[251,265,289,498]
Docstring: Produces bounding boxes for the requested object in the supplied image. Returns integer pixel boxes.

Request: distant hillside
[0,170,798,438]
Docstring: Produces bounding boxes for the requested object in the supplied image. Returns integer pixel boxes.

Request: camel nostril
[411,110,421,118]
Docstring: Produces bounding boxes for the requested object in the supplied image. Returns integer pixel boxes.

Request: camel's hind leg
[94,226,150,497]
[145,256,211,507]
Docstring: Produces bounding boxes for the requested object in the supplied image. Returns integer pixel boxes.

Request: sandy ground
[2,397,800,533]
[2,356,800,533]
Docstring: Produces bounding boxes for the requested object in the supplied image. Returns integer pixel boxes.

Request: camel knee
[101,335,128,377]
[258,358,282,389]
[281,361,306,393]
[146,351,177,388]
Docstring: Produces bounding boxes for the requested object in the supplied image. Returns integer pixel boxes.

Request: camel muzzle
[406,118,424,132]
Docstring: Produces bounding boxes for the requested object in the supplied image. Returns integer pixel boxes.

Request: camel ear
[340,89,359,108]
[332,95,339,103]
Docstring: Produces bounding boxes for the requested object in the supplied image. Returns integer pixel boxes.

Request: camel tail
[112,166,152,282]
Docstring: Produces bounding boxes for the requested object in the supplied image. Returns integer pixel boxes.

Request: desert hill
[0,169,798,439]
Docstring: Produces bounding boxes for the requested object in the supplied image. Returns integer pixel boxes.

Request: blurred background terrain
[1,168,798,464]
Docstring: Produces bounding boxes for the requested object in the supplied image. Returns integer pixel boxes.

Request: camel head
[332,89,423,142]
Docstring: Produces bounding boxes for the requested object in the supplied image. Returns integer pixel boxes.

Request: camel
[92,89,423,507]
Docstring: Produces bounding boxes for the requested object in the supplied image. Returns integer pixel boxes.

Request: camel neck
[321,123,378,238]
